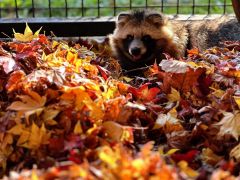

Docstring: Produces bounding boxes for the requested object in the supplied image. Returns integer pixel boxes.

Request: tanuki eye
[142,35,152,41]
[126,35,134,41]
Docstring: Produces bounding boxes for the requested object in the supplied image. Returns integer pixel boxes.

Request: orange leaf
[159,60,206,93]
[129,83,160,102]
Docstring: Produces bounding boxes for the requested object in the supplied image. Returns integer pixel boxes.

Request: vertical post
[15,0,19,18]
[207,0,211,15]
[48,0,52,17]
[223,0,226,14]
[97,0,100,17]
[81,0,84,17]
[161,0,163,13]
[113,0,116,16]
[32,0,35,17]
[65,0,68,17]
[192,0,195,15]
[0,2,2,18]
[176,0,179,15]
[232,0,240,21]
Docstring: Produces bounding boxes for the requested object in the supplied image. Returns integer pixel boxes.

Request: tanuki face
[109,10,177,70]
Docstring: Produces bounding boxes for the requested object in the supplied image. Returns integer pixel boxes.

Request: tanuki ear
[147,13,165,27]
[116,12,131,27]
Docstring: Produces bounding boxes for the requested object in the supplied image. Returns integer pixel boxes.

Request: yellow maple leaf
[202,148,223,166]
[74,121,83,134]
[99,146,119,168]
[10,122,50,149]
[28,123,50,149]
[167,87,181,102]
[42,108,60,126]
[234,96,240,109]
[17,130,30,147]
[154,109,183,133]
[210,87,225,98]
[67,50,78,63]
[63,87,104,121]
[121,126,134,143]
[13,23,42,42]
[8,123,24,135]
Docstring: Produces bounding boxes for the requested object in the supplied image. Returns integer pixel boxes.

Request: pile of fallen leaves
[0,25,240,180]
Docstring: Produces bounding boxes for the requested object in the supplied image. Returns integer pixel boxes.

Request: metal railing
[0,0,234,18]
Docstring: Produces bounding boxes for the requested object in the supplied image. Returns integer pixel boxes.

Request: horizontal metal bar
[0,4,233,11]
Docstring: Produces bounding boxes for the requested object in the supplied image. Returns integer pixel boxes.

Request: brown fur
[187,17,240,51]
[109,10,240,70]
[109,10,188,70]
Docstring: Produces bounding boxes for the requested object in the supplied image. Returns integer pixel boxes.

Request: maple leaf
[171,150,199,164]
[42,108,60,126]
[154,109,183,133]
[234,96,240,109]
[202,148,223,166]
[0,145,13,170]
[128,83,160,102]
[177,161,199,178]
[96,65,110,80]
[8,123,25,135]
[8,122,50,149]
[5,70,26,93]
[230,143,240,162]
[149,61,160,75]
[28,122,50,149]
[102,121,134,143]
[215,111,240,140]
[160,59,190,73]
[13,23,42,42]
[103,96,132,124]
[99,146,119,168]
[159,60,206,93]
[167,88,181,102]
[8,90,46,111]
[61,87,104,121]
[73,121,83,134]
[0,56,16,74]
[187,48,199,57]
[7,90,46,124]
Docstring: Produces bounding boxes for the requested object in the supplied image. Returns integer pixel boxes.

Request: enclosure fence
[0,0,240,38]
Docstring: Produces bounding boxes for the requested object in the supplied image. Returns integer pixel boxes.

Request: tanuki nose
[130,47,141,56]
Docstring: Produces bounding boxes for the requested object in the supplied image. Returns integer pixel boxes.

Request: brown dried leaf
[215,111,240,140]
[0,56,16,74]
[159,60,206,93]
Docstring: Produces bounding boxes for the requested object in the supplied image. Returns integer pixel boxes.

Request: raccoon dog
[108,10,188,70]
[109,9,240,70]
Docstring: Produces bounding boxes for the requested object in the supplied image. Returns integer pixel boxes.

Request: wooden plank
[232,0,240,21]
[0,14,236,38]
[0,18,116,38]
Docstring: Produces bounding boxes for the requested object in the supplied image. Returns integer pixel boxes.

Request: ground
[0,25,240,179]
